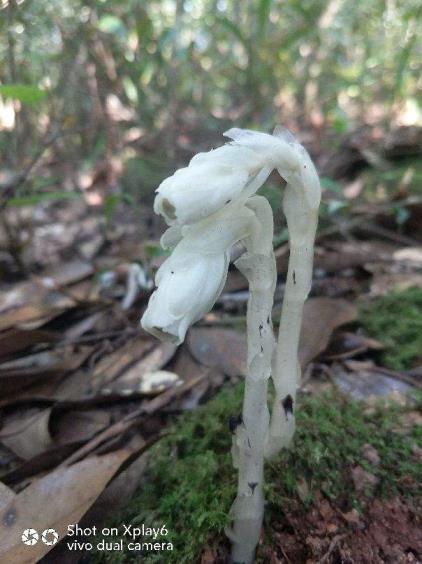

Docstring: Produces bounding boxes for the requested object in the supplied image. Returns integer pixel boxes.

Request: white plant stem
[266,186,318,457]
[227,197,276,564]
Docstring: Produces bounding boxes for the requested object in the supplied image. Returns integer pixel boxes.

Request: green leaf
[7,191,81,207]
[0,84,47,105]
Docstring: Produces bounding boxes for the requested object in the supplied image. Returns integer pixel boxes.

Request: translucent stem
[227,197,276,564]
[266,185,318,457]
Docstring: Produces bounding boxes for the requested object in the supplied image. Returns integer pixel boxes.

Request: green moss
[94,385,421,563]
[360,287,422,370]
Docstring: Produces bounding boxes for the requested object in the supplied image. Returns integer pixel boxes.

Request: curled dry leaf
[91,336,155,392]
[50,408,111,445]
[0,346,91,396]
[110,341,177,392]
[0,408,53,460]
[187,328,247,378]
[331,362,412,401]
[35,259,94,289]
[299,298,358,368]
[0,449,131,563]
[0,442,85,486]
[324,331,384,361]
[0,260,94,333]
[0,328,56,361]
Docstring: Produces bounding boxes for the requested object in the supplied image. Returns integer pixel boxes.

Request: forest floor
[0,125,421,563]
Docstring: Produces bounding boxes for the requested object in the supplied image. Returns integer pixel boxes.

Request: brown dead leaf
[324,331,384,360]
[0,347,91,395]
[299,298,358,368]
[36,259,94,288]
[0,303,62,333]
[0,261,94,333]
[0,408,53,460]
[111,342,177,391]
[91,336,155,392]
[332,362,412,401]
[170,349,224,409]
[296,477,310,502]
[0,328,56,360]
[187,328,247,377]
[51,409,111,445]
[0,442,85,486]
[0,483,14,511]
[0,449,130,563]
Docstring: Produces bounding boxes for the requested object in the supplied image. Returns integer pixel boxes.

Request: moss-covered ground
[360,287,422,371]
[94,384,421,563]
[92,287,421,562]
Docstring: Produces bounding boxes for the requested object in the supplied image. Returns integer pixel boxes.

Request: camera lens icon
[21,528,59,546]
[22,529,39,546]
[42,528,59,546]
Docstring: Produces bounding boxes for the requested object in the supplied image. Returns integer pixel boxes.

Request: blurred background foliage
[0,0,421,216]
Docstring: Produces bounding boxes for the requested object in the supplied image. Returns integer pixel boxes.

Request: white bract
[141,127,320,564]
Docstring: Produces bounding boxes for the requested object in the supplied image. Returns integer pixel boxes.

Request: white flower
[154,143,271,226]
[141,250,228,344]
[224,127,321,210]
[154,127,320,228]
[154,162,249,225]
[141,206,255,344]
[142,126,321,343]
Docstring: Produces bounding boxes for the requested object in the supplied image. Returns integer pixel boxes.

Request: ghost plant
[141,127,320,563]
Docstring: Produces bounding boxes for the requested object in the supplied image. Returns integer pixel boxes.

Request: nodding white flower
[143,126,320,343]
[154,127,320,227]
[224,126,321,210]
[154,162,250,226]
[140,250,228,344]
[141,206,255,344]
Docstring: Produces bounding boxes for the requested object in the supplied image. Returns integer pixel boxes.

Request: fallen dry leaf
[0,483,14,510]
[0,442,85,486]
[91,336,155,392]
[187,328,247,378]
[111,341,177,391]
[324,331,384,360]
[0,261,94,333]
[0,408,53,460]
[299,298,358,368]
[50,408,111,445]
[331,362,412,401]
[0,347,91,395]
[0,328,56,361]
[0,449,131,563]
[36,260,93,288]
